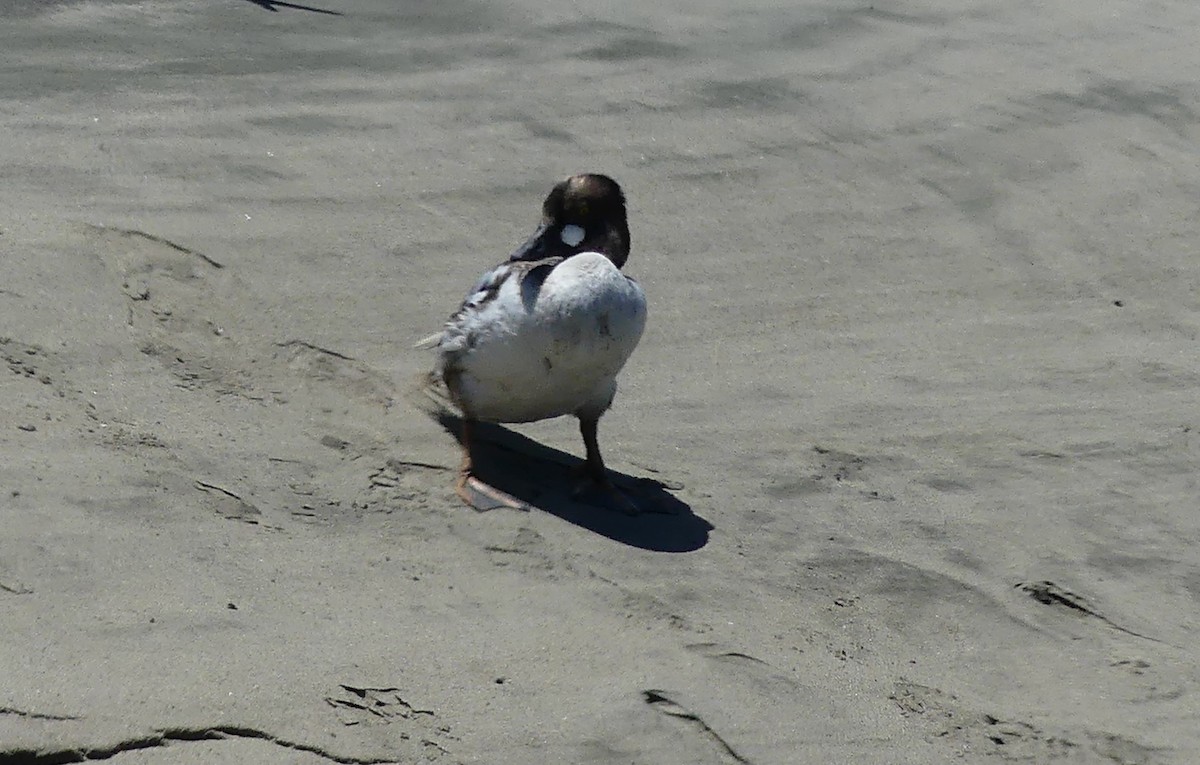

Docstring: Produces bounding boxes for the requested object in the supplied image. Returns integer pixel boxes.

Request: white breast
[450,253,646,423]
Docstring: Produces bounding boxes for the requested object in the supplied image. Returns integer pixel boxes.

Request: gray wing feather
[416,257,563,352]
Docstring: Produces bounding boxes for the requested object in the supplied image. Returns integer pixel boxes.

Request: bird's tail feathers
[403,369,463,419]
[413,331,443,350]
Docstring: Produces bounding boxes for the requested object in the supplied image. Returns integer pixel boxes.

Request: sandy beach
[3,1,1199,762]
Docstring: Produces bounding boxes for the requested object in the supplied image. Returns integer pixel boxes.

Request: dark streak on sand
[275,339,356,361]
[0,707,78,721]
[83,224,224,269]
[1016,581,1166,644]
[242,0,345,16]
[0,725,402,765]
[643,690,753,765]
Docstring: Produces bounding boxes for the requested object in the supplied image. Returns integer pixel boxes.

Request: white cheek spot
[560,224,586,247]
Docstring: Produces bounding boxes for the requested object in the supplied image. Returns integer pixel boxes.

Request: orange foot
[456,471,530,512]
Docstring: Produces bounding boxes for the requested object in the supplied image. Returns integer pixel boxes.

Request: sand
[2,1,1199,762]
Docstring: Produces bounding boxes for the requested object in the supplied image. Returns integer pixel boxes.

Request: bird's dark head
[508,173,631,268]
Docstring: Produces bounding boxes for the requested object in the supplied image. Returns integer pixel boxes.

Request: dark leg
[455,417,529,512]
[575,415,640,514]
[454,416,476,497]
[443,369,528,511]
[580,415,607,484]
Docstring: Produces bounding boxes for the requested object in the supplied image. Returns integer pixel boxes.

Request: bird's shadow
[435,412,711,552]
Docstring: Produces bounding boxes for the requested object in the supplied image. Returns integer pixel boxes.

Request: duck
[419,174,647,512]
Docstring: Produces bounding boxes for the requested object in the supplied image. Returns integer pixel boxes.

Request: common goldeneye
[419,174,647,512]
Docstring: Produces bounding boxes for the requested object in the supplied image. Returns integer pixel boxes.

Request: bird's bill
[506,222,554,262]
